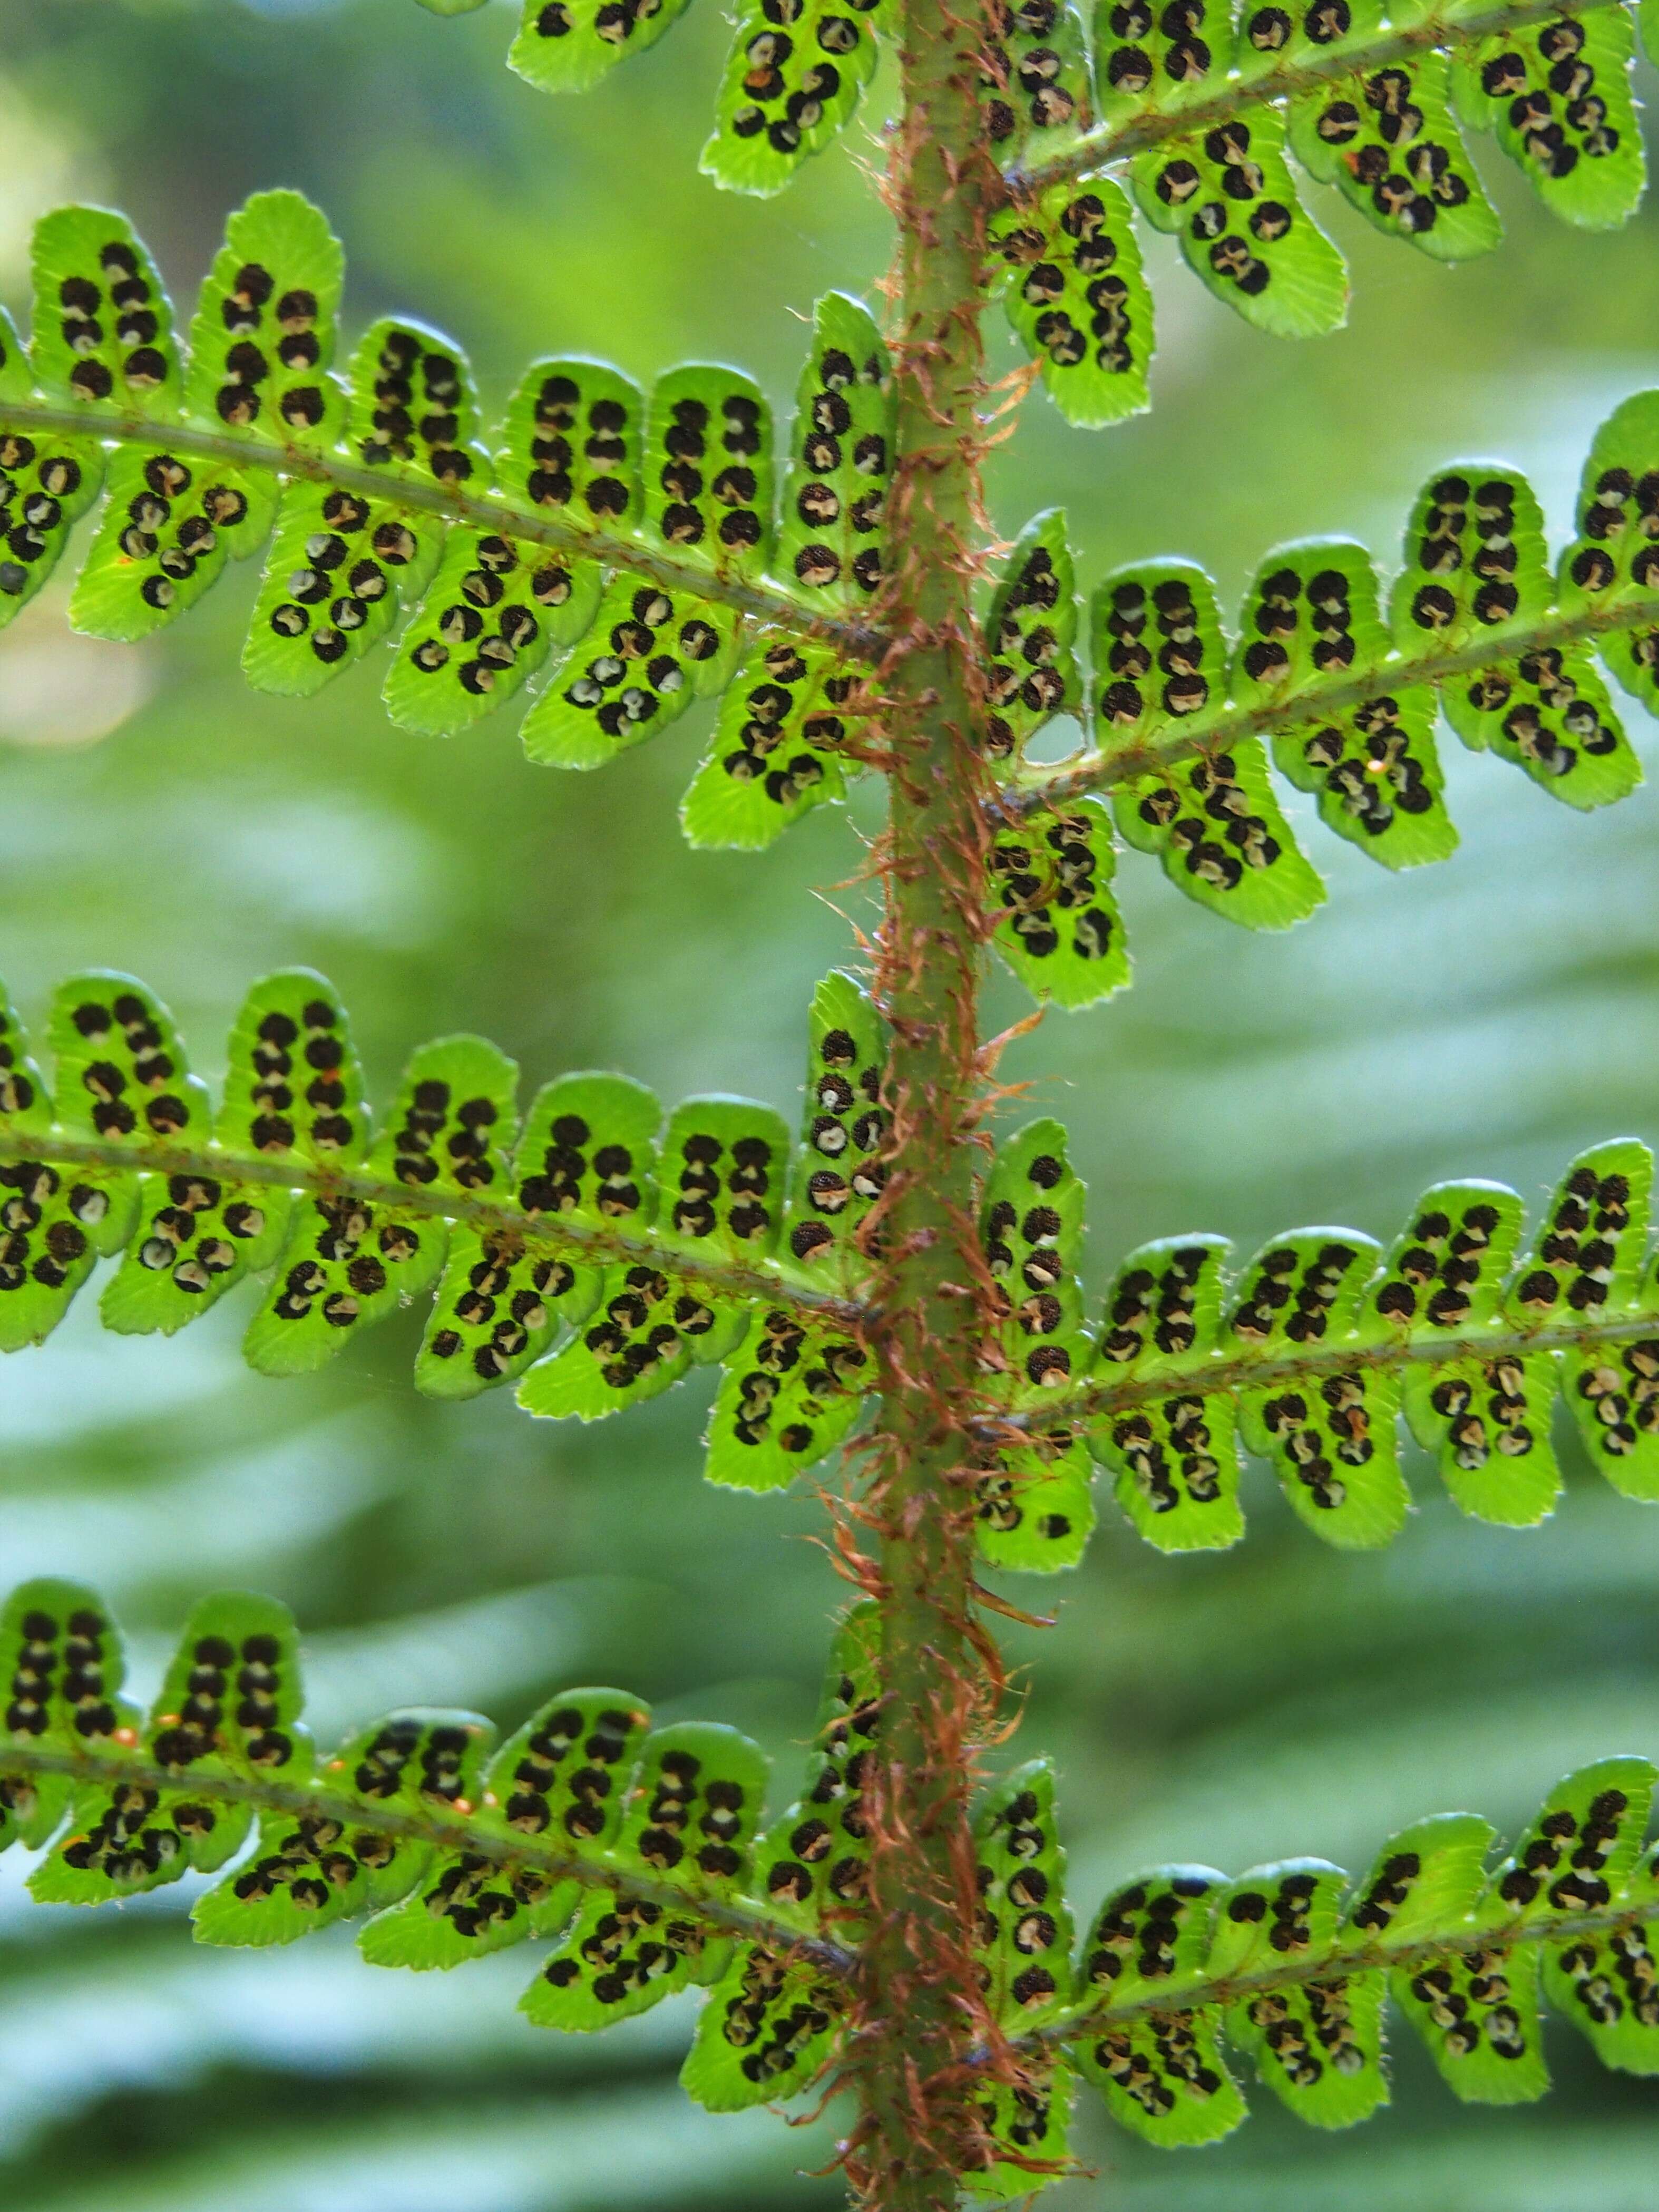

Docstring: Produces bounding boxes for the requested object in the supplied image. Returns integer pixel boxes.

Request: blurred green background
[0,0,1657,2204]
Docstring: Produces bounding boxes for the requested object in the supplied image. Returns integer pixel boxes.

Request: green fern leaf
[416,1054,654,1397]
[183,188,344,445]
[1091,0,1231,128]
[242,318,478,693]
[1364,1174,1551,1523]
[644,363,775,572]
[1289,52,1502,261]
[657,1095,793,1259]
[1455,641,1639,808]
[1231,0,1352,86]
[1390,460,1551,641]
[28,204,180,414]
[0,1580,129,1853]
[989,177,1154,427]
[779,969,887,1293]
[777,293,894,615]
[679,1611,874,2109]
[509,0,697,93]
[750,1601,879,1931]
[97,971,359,1336]
[517,1265,748,1418]
[1231,1964,1389,2126]
[1544,1843,1659,2072]
[681,634,862,847]
[1233,536,1388,700]
[0,315,104,628]
[1452,11,1646,231]
[982,0,1094,163]
[1116,737,1326,929]
[964,2050,1075,2197]
[382,358,641,735]
[1098,562,1325,932]
[508,1069,663,1229]
[1075,1862,1246,2145]
[1228,1229,1409,1548]
[412,1069,638,1394]
[989,800,1133,1007]
[518,362,765,768]
[1342,1810,1495,1953]
[31,1591,306,1906]
[522,1721,769,2026]
[1272,686,1455,869]
[701,0,890,196]
[1091,1234,1245,1551]
[195,1708,496,1947]
[980,1118,1090,1407]
[416,1229,599,1399]
[360,1692,653,1971]
[1131,105,1348,338]
[1207,1856,1346,1978]
[71,445,276,641]
[702,1310,869,1488]
[1388,457,1641,807]
[974,1434,1099,1570]
[973,1759,1075,2032]
[2,973,204,1352]
[974,1124,1098,1570]
[520,581,737,767]
[983,511,1082,763]
[1216,1860,1390,2127]
[245,1034,519,1376]
[680,1938,847,2107]
[1559,387,1659,722]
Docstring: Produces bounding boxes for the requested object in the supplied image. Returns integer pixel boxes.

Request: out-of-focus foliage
[0,1,1655,2207]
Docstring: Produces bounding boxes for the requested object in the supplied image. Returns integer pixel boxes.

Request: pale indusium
[3,0,1659,2201]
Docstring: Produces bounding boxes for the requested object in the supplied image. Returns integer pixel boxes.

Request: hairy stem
[0,1129,863,1328]
[1004,0,1622,198]
[1,1743,854,1972]
[852,8,1007,2207]
[0,400,884,659]
[998,589,1659,818]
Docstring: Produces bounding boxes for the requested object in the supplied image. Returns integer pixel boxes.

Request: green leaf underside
[990,798,1132,1006]
[1289,52,1502,264]
[9,1579,1659,2142]
[10,964,1659,1561]
[990,178,1153,427]
[4,188,1658,890]
[1452,11,1645,232]
[702,0,891,196]
[509,0,697,96]
[681,633,864,848]
[984,0,1094,161]
[1131,104,1349,340]
[983,509,1083,765]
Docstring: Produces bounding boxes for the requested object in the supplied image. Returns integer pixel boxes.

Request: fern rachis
[3,0,1659,2204]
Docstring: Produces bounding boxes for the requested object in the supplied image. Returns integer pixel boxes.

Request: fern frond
[8,1580,1659,2158]
[983,0,1651,394]
[1015,1136,1659,1557]
[1049,1756,1659,2152]
[0,1576,850,1977]
[1015,0,1640,193]
[15,967,1659,1560]
[999,395,1659,934]
[0,193,892,837]
[0,966,870,1399]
